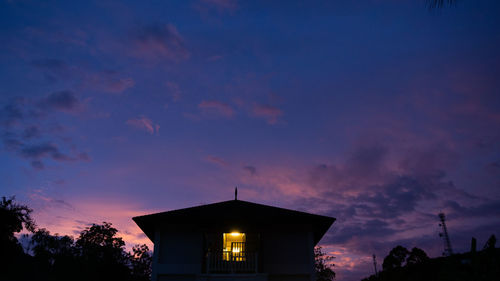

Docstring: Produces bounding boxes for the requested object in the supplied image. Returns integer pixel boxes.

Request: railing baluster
[207,250,258,274]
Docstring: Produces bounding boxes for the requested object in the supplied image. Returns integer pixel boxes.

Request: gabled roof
[133,199,335,245]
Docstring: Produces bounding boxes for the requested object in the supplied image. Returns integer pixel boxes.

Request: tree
[0,196,36,242]
[406,247,429,265]
[130,244,153,281]
[31,228,74,264]
[0,197,154,281]
[31,228,76,280]
[0,196,37,280]
[314,246,336,281]
[75,222,131,281]
[382,245,409,270]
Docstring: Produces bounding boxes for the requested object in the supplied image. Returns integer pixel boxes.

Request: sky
[1,0,499,280]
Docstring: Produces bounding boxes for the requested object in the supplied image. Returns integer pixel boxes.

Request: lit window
[223,232,246,261]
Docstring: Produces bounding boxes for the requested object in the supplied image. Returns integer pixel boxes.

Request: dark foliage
[0,196,152,281]
[0,196,36,240]
[314,246,336,281]
[130,244,153,281]
[363,242,500,281]
[0,196,37,280]
[382,245,410,270]
[406,247,430,266]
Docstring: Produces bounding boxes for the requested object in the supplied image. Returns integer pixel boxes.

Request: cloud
[243,165,257,175]
[234,139,498,281]
[25,26,88,47]
[166,81,182,101]
[24,191,154,250]
[251,103,283,124]
[131,23,190,61]
[2,140,87,170]
[38,90,84,113]
[0,97,90,169]
[31,59,72,82]
[85,71,135,94]
[194,0,238,16]
[31,58,67,70]
[0,98,25,127]
[205,155,228,167]
[200,0,238,11]
[28,190,75,210]
[198,100,234,118]
[30,59,134,94]
[20,143,71,161]
[206,55,224,62]
[126,116,160,135]
[22,125,41,139]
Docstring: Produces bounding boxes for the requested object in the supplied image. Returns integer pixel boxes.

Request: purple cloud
[38,90,84,113]
[200,0,237,11]
[131,23,190,61]
[0,98,25,127]
[22,125,41,139]
[251,104,283,124]
[243,165,257,175]
[30,58,134,94]
[205,155,228,167]
[194,0,238,16]
[31,58,72,82]
[126,116,160,135]
[166,81,182,101]
[0,96,89,169]
[198,100,235,118]
[85,71,135,94]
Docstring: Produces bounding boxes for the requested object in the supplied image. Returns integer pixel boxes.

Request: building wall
[152,227,315,281]
[260,230,314,279]
[152,229,204,279]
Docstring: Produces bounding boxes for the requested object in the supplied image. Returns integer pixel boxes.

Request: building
[133,197,335,281]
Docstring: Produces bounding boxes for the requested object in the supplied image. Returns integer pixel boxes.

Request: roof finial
[235,186,238,200]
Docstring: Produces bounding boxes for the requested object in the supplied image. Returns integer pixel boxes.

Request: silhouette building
[133,199,335,281]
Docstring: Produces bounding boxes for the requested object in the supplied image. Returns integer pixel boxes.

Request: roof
[133,199,335,245]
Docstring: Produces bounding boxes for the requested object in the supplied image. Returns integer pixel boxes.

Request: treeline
[1,196,152,281]
[362,239,500,281]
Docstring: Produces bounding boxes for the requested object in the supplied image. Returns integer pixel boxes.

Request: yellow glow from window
[223,232,246,261]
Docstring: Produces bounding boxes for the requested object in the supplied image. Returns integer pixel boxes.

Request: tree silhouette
[315,246,336,281]
[130,244,153,281]
[31,228,76,280]
[406,247,429,266]
[0,196,36,241]
[75,222,131,281]
[32,228,74,263]
[0,196,37,280]
[1,196,154,281]
[382,245,410,270]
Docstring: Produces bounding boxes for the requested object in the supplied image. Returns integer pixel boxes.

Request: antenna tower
[372,254,378,276]
[438,213,453,256]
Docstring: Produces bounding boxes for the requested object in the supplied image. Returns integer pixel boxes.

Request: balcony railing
[206,251,258,273]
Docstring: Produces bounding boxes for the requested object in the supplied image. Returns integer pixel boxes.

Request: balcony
[206,250,258,273]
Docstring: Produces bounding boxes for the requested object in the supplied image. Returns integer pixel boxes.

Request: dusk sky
[1,0,500,280]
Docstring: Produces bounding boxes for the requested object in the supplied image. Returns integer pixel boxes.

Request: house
[133,197,335,281]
